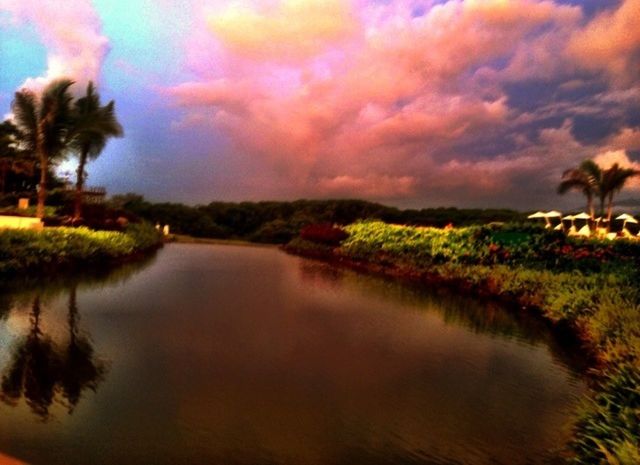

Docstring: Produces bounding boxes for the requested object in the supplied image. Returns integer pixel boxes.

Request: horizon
[1,0,639,210]
[110,192,640,216]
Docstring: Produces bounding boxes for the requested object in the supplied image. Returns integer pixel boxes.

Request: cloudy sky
[0,0,638,209]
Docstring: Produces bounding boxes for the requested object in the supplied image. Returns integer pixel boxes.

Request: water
[0,243,586,465]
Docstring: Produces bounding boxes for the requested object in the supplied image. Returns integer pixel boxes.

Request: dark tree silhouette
[11,80,75,218]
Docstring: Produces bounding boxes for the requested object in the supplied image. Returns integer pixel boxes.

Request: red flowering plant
[300,223,349,246]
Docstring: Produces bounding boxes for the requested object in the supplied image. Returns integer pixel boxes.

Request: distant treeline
[110,194,525,244]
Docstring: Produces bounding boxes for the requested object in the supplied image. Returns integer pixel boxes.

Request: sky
[0,0,639,210]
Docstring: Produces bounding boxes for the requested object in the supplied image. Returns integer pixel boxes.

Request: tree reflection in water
[0,286,107,420]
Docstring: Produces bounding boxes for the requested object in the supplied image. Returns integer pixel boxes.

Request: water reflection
[0,287,107,420]
[0,245,586,465]
[1,296,59,418]
[296,260,589,372]
[60,286,107,413]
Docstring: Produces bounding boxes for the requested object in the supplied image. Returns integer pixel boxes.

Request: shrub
[0,223,162,275]
[300,223,348,246]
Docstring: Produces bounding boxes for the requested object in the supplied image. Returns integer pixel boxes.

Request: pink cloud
[206,0,356,61]
[593,150,640,191]
[0,0,109,91]
[607,128,640,152]
[316,174,416,198]
[165,0,640,204]
[568,0,640,85]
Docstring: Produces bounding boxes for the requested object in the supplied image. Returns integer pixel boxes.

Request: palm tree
[70,82,123,221]
[558,159,602,220]
[0,120,19,193]
[600,163,640,223]
[11,79,75,218]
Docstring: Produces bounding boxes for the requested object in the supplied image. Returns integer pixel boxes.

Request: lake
[0,243,586,465]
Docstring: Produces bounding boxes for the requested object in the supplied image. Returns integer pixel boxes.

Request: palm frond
[69,82,123,161]
[11,90,39,152]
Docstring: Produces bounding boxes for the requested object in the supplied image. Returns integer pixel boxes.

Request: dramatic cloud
[0,0,109,91]
[163,0,639,206]
[568,0,640,85]
[594,150,640,191]
[2,0,639,207]
[206,0,356,60]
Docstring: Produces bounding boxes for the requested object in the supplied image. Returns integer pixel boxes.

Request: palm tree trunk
[36,153,48,219]
[607,193,614,224]
[0,162,7,194]
[587,193,594,220]
[586,194,595,231]
[74,149,88,221]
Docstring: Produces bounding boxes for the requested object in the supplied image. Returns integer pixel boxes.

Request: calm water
[0,244,586,465]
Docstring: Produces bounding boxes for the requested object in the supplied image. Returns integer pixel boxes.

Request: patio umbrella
[616,213,638,231]
[528,211,549,227]
[544,211,563,229]
[562,214,576,232]
[572,212,592,236]
[615,213,637,222]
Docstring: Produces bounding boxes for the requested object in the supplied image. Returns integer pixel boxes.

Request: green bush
[0,223,162,274]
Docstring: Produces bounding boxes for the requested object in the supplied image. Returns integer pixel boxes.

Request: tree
[0,120,37,195]
[600,163,640,223]
[70,82,123,221]
[558,159,601,220]
[11,79,75,218]
[0,120,19,193]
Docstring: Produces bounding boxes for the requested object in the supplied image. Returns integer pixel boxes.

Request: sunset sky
[0,0,639,209]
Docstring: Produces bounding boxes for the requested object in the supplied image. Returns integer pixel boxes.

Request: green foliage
[309,220,640,463]
[110,195,525,243]
[250,219,299,244]
[572,366,640,465]
[0,205,57,217]
[0,223,161,274]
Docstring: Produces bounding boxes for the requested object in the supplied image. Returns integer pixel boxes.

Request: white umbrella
[616,213,638,232]
[543,211,563,229]
[528,211,549,228]
[562,214,576,231]
[573,212,591,220]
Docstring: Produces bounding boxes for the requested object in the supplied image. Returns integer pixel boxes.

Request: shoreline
[282,234,640,465]
[282,242,597,368]
[170,234,279,248]
[0,224,163,278]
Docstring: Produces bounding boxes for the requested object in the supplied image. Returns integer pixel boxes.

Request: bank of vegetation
[110,194,525,243]
[286,221,640,465]
[0,223,161,275]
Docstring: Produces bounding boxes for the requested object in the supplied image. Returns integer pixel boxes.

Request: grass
[287,221,640,465]
[0,223,162,275]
